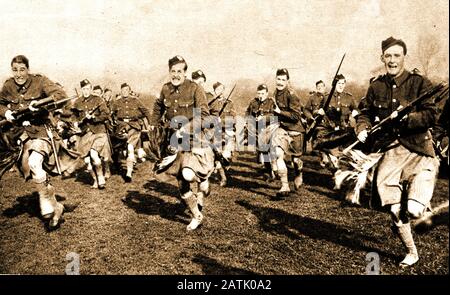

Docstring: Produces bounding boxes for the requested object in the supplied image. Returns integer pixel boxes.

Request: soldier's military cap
[381,36,407,55]
[336,74,346,81]
[80,79,91,88]
[121,83,130,89]
[192,70,206,81]
[257,84,268,91]
[213,82,223,90]
[168,55,187,69]
[93,85,102,91]
[104,88,112,92]
[276,68,290,80]
[315,80,324,86]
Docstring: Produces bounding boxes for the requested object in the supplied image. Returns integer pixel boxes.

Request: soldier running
[356,37,440,267]
[0,55,75,229]
[110,83,152,182]
[67,79,111,189]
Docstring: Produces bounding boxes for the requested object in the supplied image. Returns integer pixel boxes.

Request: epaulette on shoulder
[370,74,384,84]
[411,68,422,76]
[162,82,172,91]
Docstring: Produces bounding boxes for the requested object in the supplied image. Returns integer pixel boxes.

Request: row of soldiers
[0,36,448,267]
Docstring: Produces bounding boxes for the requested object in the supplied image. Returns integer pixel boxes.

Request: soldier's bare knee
[407,199,425,219]
[28,152,44,172]
[275,147,284,159]
[182,168,196,182]
[90,149,101,165]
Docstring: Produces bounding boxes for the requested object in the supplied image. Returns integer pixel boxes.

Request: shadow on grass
[302,168,335,190]
[236,199,399,262]
[143,179,180,197]
[122,189,189,226]
[192,254,260,275]
[2,193,67,219]
[415,211,449,234]
[2,193,40,218]
[73,169,95,186]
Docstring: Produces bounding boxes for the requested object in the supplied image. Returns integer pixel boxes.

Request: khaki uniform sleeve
[150,89,165,126]
[355,87,374,134]
[42,76,67,101]
[405,77,437,130]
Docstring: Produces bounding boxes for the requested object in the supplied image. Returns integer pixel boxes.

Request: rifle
[0,95,76,128]
[45,124,62,175]
[343,82,448,154]
[208,84,236,108]
[71,103,103,133]
[305,54,346,141]
[217,84,237,117]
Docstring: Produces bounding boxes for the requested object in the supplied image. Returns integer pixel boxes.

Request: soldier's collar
[275,87,287,95]
[169,79,187,93]
[392,69,409,87]
[258,97,267,102]
[15,75,32,91]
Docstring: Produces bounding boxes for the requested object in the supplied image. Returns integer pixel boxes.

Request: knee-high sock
[126,156,134,177]
[93,162,105,186]
[36,181,57,218]
[182,192,202,220]
[396,221,417,255]
[278,169,290,191]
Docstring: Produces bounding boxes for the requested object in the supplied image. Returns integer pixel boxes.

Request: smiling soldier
[0,55,69,229]
[356,37,440,267]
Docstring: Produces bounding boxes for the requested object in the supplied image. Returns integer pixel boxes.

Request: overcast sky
[0,0,448,95]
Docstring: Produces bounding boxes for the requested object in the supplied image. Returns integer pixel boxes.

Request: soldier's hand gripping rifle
[0,95,75,180]
[0,95,76,128]
[343,82,448,154]
[305,53,346,141]
[208,83,237,109]
[70,103,102,135]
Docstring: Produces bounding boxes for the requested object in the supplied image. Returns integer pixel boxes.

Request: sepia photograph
[0,0,448,282]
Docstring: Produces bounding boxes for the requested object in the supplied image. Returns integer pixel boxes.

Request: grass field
[0,151,448,275]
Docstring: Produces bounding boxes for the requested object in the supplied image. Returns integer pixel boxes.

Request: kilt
[269,126,304,158]
[376,141,440,207]
[20,136,82,180]
[164,131,215,182]
[182,145,215,180]
[115,122,141,147]
[77,131,111,161]
[210,128,235,160]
